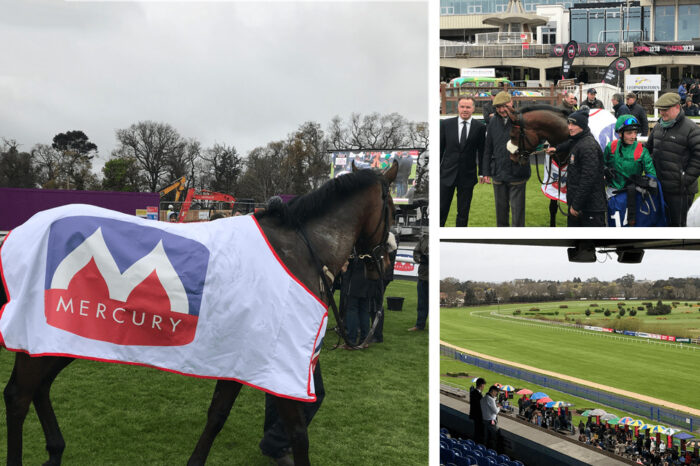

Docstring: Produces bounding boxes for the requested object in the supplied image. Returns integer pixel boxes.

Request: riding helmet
[615,114,640,133]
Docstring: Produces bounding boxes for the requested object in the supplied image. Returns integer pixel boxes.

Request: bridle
[297,179,392,349]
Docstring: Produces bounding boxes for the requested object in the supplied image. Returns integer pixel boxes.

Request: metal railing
[440,39,636,59]
[441,344,699,433]
[474,32,534,44]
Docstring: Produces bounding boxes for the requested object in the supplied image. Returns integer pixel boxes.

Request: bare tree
[200,143,243,194]
[115,121,183,192]
[327,112,427,150]
[0,139,36,188]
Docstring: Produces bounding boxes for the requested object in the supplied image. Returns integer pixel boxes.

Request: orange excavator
[177,188,236,222]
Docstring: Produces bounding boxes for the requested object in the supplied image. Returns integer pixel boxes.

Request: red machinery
[177,188,236,222]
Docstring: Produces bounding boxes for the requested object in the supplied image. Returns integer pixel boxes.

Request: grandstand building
[440,0,700,89]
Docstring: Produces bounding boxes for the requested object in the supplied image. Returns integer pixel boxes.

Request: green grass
[444,165,567,227]
[495,300,700,338]
[0,280,428,465]
[440,356,692,441]
[441,304,700,410]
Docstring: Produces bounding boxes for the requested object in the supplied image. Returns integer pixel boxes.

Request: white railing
[475,32,534,44]
[440,39,636,59]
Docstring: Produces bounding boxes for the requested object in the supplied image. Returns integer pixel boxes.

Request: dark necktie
[460,120,468,149]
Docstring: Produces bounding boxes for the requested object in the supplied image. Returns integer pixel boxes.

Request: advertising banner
[602,57,630,86]
[329,149,423,204]
[634,41,700,56]
[551,42,618,58]
[560,40,578,79]
[626,75,662,92]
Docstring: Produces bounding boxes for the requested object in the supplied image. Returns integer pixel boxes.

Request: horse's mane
[519,105,568,118]
[255,169,384,226]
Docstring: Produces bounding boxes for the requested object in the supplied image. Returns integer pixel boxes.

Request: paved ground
[441,340,700,417]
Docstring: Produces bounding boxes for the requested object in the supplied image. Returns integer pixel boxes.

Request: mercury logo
[43,217,209,346]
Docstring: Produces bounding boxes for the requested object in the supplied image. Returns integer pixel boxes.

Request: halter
[296,179,392,349]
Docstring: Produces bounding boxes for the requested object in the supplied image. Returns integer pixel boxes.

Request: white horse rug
[0,205,327,401]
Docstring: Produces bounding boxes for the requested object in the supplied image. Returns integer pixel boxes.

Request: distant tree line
[0,112,428,203]
[440,274,700,306]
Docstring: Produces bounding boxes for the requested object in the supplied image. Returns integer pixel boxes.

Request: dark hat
[587,88,597,94]
[655,92,681,109]
[567,108,589,129]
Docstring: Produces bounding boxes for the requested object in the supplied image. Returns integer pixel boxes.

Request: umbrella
[665,428,679,437]
[516,388,533,395]
[536,397,553,404]
[471,377,479,383]
[648,425,667,434]
[545,401,567,408]
[640,423,653,431]
[619,417,635,425]
[674,432,695,440]
[500,385,515,392]
[600,413,618,421]
[589,409,607,416]
[495,383,502,388]
[530,392,548,400]
[581,410,592,417]
[629,420,645,427]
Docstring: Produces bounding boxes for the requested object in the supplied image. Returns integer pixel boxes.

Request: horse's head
[506,107,541,166]
[352,161,397,278]
[506,107,571,166]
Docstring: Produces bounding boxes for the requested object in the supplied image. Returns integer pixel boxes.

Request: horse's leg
[187,380,243,466]
[4,353,56,466]
[32,357,74,466]
[273,397,310,466]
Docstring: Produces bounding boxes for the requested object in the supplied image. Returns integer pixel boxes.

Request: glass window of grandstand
[623,7,644,41]
[654,5,675,41]
[678,4,700,41]
[588,8,605,42]
[604,8,620,42]
[571,9,588,43]
[541,26,556,44]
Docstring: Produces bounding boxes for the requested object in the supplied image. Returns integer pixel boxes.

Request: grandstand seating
[440,429,522,466]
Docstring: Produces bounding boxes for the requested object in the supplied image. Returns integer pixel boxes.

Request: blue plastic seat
[441,446,455,463]
[471,449,483,457]
[465,439,476,448]
[497,454,510,463]
[466,455,479,466]
[486,448,497,458]
[475,444,487,453]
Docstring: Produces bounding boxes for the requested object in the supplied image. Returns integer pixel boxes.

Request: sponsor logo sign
[44,217,209,346]
[626,74,662,91]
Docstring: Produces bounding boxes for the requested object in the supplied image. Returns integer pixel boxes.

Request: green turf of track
[443,165,567,227]
[441,304,700,410]
[1,280,427,465]
[440,357,692,440]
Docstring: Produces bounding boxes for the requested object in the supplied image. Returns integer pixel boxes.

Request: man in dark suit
[440,95,487,227]
[469,377,486,443]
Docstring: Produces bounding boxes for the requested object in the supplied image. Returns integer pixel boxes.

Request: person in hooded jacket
[564,108,607,227]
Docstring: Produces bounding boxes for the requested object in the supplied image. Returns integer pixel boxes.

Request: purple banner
[0,188,160,231]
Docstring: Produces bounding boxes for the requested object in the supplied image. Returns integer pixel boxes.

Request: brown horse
[2,163,397,466]
[505,105,571,166]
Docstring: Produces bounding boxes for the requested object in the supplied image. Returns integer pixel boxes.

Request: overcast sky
[0,1,428,170]
[441,242,700,282]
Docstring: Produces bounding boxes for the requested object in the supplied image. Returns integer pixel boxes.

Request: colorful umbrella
[674,432,695,440]
[516,388,533,395]
[665,428,679,437]
[600,413,618,421]
[648,425,667,434]
[581,410,592,417]
[606,417,621,425]
[589,409,607,416]
[545,401,567,408]
[530,392,548,400]
[495,383,502,388]
[640,423,653,431]
[500,385,515,392]
[471,377,479,383]
[629,420,645,427]
[536,397,553,404]
[619,417,635,425]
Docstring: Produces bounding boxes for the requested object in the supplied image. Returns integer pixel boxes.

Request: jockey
[603,114,659,226]
[603,114,656,191]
